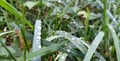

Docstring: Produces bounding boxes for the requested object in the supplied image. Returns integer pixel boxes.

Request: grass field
[0,0,120,61]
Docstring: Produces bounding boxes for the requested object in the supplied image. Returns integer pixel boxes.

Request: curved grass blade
[78,38,106,61]
[17,41,68,61]
[83,31,104,61]
[58,53,67,61]
[55,31,87,54]
[0,31,16,61]
[108,24,120,61]
[24,1,39,9]
[0,40,17,61]
[46,35,63,41]
[0,0,33,30]
[32,20,42,61]
[0,0,22,18]
[54,52,68,61]
[46,31,106,60]
[0,30,14,36]
[97,0,117,26]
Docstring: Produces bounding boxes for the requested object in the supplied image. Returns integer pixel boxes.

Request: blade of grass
[0,30,14,36]
[97,0,117,26]
[0,39,17,61]
[78,38,106,61]
[46,35,62,41]
[46,30,106,60]
[0,0,22,18]
[32,20,42,61]
[55,31,87,54]
[0,30,16,61]
[17,41,68,61]
[54,52,68,61]
[46,35,105,60]
[0,0,33,30]
[56,1,73,30]
[24,1,39,9]
[59,53,67,61]
[108,24,120,61]
[83,31,104,61]
[84,8,90,41]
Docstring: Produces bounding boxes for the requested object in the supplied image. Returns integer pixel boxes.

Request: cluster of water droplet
[32,20,42,61]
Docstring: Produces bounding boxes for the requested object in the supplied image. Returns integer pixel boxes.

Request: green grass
[0,0,120,61]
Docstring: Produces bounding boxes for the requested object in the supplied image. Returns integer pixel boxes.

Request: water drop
[59,31,62,33]
[35,42,39,45]
[65,43,68,46]
[37,36,41,40]
[33,58,36,60]
[109,46,112,50]
[58,0,61,3]
[72,38,75,40]
[78,41,81,44]
[38,45,41,48]
[37,33,41,35]
[72,21,76,24]
[64,32,67,35]
[37,26,41,30]
[61,56,65,59]
[93,43,97,45]
[76,38,79,40]
[67,49,71,52]
[35,40,39,42]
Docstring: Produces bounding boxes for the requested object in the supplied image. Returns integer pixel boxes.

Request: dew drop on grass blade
[32,20,41,61]
[83,31,104,61]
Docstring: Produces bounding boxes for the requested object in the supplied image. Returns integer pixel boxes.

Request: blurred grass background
[0,0,120,61]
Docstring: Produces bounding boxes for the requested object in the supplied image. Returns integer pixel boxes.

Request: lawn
[0,0,120,61]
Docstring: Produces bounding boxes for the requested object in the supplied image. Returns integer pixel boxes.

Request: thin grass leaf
[46,35,62,41]
[0,30,14,36]
[0,31,16,61]
[83,31,104,61]
[108,24,120,61]
[24,1,39,9]
[54,52,67,61]
[0,40,17,61]
[84,8,90,41]
[55,31,87,54]
[78,38,106,61]
[97,0,117,26]
[0,0,22,18]
[54,52,62,61]
[58,53,67,61]
[0,0,33,30]
[17,41,68,61]
[32,20,42,61]
[46,33,106,60]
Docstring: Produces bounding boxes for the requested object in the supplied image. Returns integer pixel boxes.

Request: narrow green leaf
[0,0,34,30]
[0,37,17,61]
[46,35,62,41]
[46,32,105,60]
[0,0,22,18]
[24,1,39,9]
[54,52,67,61]
[84,8,90,41]
[108,24,120,61]
[0,47,16,56]
[58,53,67,61]
[0,30,14,36]
[83,31,104,61]
[17,41,68,61]
[55,31,87,54]
[0,31,16,61]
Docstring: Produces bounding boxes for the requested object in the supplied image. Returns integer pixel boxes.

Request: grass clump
[0,0,120,61]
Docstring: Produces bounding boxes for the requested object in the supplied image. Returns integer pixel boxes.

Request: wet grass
[0,0,120,61]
